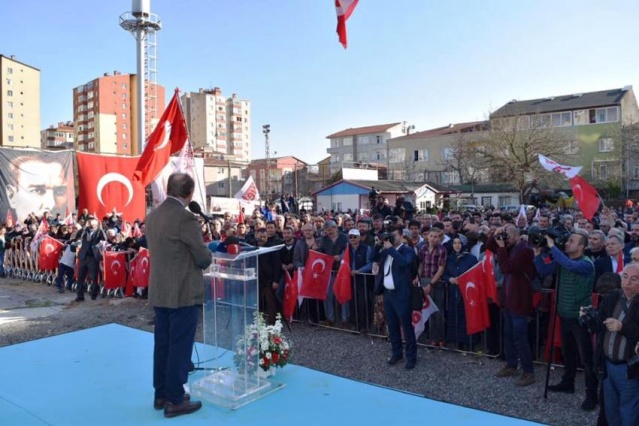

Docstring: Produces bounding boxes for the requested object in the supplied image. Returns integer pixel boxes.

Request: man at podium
[147,173,213,418]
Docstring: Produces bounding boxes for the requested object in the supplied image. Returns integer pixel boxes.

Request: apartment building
[181,87,251,163]
[72,71,165,155]
[41,121,74,150]
[245,156,307,198]
[0,55,40,148]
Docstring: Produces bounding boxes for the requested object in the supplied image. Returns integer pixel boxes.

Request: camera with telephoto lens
[378,232,395,246]
[528,225,569,250]
[578,305,601,332]
[494,231,509,242]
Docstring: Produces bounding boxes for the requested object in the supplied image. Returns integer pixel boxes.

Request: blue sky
[2,0,639,164]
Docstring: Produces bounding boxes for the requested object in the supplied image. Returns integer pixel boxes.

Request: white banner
[538,154,582,179]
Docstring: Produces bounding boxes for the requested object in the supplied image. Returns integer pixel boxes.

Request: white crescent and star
[96,173,134,207]
[311,259,326,279]
[140,257,149,274]
[573,184,583,201]
[465,282,477,308]
[111,260,121,276]
[154,122,172,151]
[44,243,55,255]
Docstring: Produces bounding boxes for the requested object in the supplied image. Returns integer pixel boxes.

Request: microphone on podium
[188,201,210,224]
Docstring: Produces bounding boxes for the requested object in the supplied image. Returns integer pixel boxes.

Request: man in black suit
[594,234,627,289]
[75,218,106,301]
[256,227,281,325]
[374,226,418,370]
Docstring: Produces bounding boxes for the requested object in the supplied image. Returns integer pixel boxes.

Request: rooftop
[390,121,488,142]
[314,179,458,195]
[326,122,402,139]
[491,87,633,118]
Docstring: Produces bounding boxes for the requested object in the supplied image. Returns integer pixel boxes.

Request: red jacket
[488,237,535,316]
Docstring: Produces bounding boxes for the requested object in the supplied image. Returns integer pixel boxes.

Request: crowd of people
[1,194,638,425]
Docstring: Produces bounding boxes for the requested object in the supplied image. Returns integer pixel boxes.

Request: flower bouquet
[234,312,291,375]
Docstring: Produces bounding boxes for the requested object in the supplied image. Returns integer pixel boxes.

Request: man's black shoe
[405,360,416,370]
[74,296,85,302]
[154,394,190,410]
[547,381,575,393]
[90,294,98,301]
[581,393,598,411]
[387,355,403,365]
[164,400,202,418]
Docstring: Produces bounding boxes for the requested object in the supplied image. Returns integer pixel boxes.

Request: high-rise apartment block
[0,55,41,148]
[181,87,251,163]
[72,71,165,155]
[41,121,74,150]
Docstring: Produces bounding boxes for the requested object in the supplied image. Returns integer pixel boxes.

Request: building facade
[326,122,407,174]
[181,87,251,163]
[387,121,488,184]
[41,121,74,150]
[490,87,639,195]
[0,55,40,148]
[245,156,307,199]
[72,71,165,155]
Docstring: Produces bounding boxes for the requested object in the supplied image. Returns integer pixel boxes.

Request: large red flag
[133,89,188,187]
[103,251,128,289]
[457,263,491,335]
[38,236,64,271]
[300,250,334,300]
[282,269,299,323]
[126,254,138,296]
[5,209,14,226]
[569,175,599,221]
[335,0,359,48]
[76,152,146,221]
[333,246,352,305]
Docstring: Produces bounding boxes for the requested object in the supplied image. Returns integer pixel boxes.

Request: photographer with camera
[487,225,536,386]
[580,263,639,426]
[533,229,598,410]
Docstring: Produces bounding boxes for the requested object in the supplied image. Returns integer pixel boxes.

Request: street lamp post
[263,124,271,200]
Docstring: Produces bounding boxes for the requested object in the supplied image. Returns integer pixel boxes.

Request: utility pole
[263,124,271,200]
[227,159,232,198]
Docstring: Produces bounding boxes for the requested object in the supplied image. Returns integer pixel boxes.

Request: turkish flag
[569,175,599,221]
[457,263,491,335]
[333,247,352,305]
[38,236,64,271]
[482,250,499,306]
[413,295,439,339]
[126,254,138,296]
[282,269,299,323]
[300,250,334,300]
[103,251,128,289]
[133,89,188,187]
[36,219,49,238]
[335,0,359,48]
[5,209,14,226]
[134,248,150,288]
[76,152,146,221]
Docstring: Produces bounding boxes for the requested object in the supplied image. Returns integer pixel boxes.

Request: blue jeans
[0,249,5,276]
[502,310,534,373]
[55,264,74,290]
[604,360,639,426]
[324,272,348,322]
[153,305,198,405]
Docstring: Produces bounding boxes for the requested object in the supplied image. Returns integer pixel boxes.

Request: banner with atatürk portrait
[0,148,76,224]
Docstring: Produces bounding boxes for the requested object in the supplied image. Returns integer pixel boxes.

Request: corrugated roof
[326,122,402,139]
[390,121,488,141]
[313,179,459,196]
[491,87,632,118]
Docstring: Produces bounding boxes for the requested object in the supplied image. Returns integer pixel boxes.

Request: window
[122,103,126,109]
[6,79,11,85]
[599,138,614,152]
[564,140,579,155]
[122,113,127,119]
[443,148,454,161]
[343,153,353,161]
[599,164,608,179]
[481,196,492,207]
[122,93,126,99]
[498,196,512,207]
[633,166,639,180]
[376,135,381,144]
[8,136,13,142]
[218,181,225,189]
[376,151,386,160]
[122,123,127,129]
[218,167,225,174]
[6,90,12,96]
[7,67,13,74]
[7,112,13,119]
[551,112,572,127]
[344,137,353,146]
[122,83,127,89]
[358,152,368,161]
[413,149,429,162]
[8,124,13,130]
[7,101,12,108]
[389,148,405,163]
[122,133,127,139]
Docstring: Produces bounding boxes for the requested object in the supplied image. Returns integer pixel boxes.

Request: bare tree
[438,132,486,187]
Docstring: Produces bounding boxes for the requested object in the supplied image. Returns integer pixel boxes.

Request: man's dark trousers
[153,305,198,404]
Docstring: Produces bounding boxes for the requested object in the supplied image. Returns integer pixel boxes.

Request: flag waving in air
[283,269,300,323]
[133,89,188,187]
[569,175,600,221]
[335,0,359,48]
[538,154,582,179]
[38,236,64,271]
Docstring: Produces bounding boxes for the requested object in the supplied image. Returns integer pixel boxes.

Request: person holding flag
[533,229,598,410]
[487,224,536,387]
[344,228,373,331]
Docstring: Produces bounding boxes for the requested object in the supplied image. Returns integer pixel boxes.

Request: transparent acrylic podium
[189,246,285,409]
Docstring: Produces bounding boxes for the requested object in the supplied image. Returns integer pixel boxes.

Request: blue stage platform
[0,324,541,425]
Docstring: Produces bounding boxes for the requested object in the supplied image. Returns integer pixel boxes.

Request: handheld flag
[333,246,352,305]
[335,0,359,48]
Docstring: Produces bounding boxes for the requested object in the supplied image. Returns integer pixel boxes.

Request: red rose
[272,353,279,363]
